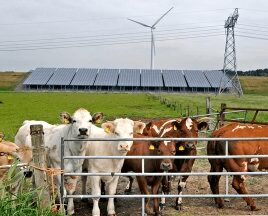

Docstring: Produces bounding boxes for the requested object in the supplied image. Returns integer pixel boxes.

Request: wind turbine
[128,7,174,70]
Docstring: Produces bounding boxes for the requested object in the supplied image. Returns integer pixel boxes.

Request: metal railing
[60,137,268,215]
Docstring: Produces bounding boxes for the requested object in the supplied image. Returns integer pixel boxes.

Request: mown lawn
[1,92,267,140]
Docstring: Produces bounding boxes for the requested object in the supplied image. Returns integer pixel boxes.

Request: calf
[15,108,103,215]
[81,118,145,216]
[207,123,268,211]
[122,133,176,215]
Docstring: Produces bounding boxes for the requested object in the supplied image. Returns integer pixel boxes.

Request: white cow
[15,108,103,215]
[81,118,145,216]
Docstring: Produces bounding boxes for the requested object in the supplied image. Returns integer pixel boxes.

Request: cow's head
[171,118,208,151]
[60,108,104,139]
[0,139,32,178]
[149,140,176,172]
[102,118,146,153]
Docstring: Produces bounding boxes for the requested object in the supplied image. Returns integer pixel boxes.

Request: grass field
[240,76,268,95]
[0,72,27,91]
[0,92,267,140]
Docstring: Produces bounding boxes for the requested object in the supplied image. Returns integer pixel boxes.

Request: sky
[0,0,268,72]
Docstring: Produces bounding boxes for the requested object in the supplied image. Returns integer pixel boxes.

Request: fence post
[30,124,51,208]
[220,103,227,127]
[206,97,212,130]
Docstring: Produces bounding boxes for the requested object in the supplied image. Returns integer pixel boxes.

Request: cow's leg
[91,176,101,216]
[106,176,119,216]
[151,179,162,216]
[136,176,151,215]
[175,158,195,211]
[232,176,257,211]
[81,168,87,195]
[207,159,224,208]
[125,176,134,193]
[159,176,171,209]
[64,176,79,215]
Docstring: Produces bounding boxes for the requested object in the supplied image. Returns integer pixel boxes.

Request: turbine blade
[127,18,151,28]
[152,7,174,28]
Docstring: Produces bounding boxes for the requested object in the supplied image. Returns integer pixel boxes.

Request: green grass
[0,92,267,140]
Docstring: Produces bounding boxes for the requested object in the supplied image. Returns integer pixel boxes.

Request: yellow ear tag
[63,118,70,124]
[173,125,177,131]
[178,146,185,151]
[95,119,101,124]
[0,138,2,143]
[105,127,111,133]
[7,155,14,160]
[149,144,155,150]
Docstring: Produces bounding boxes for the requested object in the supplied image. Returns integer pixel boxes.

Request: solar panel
[141,69,163,87]
[204,70,233,88]
[162,70,188,87]
[94,69,119,86]
[46,68,77,85]
[23,68,56,85]
[70,68,98,86]
[118,69,140,87]
[183,70,211,88]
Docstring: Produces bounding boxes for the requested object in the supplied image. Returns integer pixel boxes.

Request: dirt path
[74,160,268,215]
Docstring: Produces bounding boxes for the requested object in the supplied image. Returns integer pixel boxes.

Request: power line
[236,34,268,41]
[0,33,224,52]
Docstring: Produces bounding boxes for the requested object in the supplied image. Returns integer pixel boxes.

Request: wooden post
[30,124,51,208]
[220,103,227,127]
[206,97,212,130]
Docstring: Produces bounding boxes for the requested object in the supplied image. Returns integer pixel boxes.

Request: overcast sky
[0,0,268,71]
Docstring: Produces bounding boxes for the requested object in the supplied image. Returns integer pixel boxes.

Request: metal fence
[60,137,268,215]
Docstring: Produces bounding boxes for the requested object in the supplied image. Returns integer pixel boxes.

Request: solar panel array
[118,69,140,87]
[183,70,211,88]
[141,69,163,87]
[94,69,119,86]
[23,68,55,85]
[162,70,187,87]
[23,67,235,91]
[47,68,77,85]
[204,70,233,88]
[71,68,98,86]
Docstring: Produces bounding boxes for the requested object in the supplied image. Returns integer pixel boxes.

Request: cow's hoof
[159,203,165,210]
[124,188,132,193]
[175,204,182,211]
[217,202,224,209]
[250,206,260,211]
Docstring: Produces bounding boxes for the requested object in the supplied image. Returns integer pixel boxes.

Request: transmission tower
[218,8,243,96]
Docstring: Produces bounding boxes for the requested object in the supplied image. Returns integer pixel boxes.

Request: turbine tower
[128,7,174,70]
[219,8,243,96]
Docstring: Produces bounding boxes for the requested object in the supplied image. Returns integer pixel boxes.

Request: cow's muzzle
[79,128,88,135]
[23,170,33,178]
[185,143,195,150]
[160,161,173,171]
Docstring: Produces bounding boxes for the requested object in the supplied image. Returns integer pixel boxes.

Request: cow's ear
[198,122,208,131]
[0,132,4,142]
[134,121,146,134]
[92,112,104,124]
[101,122,115,134]
[59,112,72,124]
[172,121,181,131]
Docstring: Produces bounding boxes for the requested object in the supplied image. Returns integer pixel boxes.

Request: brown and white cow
[125,117,208,210]
[121,133,177,216]
[207,122,268,211]
[0,133,32,194]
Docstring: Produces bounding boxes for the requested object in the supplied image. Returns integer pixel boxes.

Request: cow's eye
[115,132,119,136]
[89,120,92,123]
[72,120,77,123]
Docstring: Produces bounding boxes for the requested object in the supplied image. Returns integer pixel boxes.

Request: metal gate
[60,137,268,215]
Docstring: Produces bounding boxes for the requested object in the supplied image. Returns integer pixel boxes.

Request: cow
[121,133,177,216]
[15,108,103,215]
[0,133,32,195]
[81,118,146,216]
[125,117,208,210]
[207,122,268,211]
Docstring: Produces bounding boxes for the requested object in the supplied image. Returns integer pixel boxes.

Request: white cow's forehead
[114,118,134,133]
[185,118,193,130]
[73,109,92,120]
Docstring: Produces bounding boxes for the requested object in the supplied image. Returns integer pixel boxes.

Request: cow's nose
[79,128,88,135]
[23,170,33,178]
[160,162,172,171]
[186,143,194,149]
[119,144,129,151]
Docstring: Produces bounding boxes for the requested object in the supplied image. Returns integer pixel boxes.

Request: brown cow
[125,117,208,210]
[207,123,268,211]
[121,133,176,216]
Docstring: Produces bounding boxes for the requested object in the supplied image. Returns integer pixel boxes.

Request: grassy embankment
[0,72,27,91]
